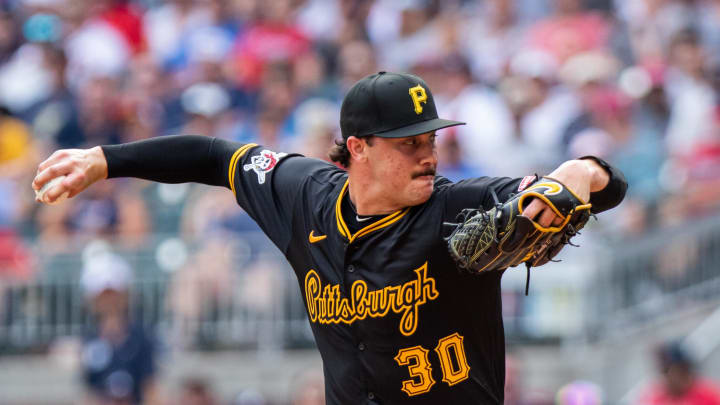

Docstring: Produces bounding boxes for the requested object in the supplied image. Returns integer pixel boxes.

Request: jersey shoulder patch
[243,149,288,184]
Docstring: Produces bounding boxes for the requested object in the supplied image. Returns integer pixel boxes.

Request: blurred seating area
[0,0,720,355]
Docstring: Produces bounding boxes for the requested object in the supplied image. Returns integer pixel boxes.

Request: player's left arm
[522,156,627,228]
[444,157,627,273]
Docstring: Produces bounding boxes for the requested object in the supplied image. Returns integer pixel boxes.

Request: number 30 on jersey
[394,332,471,396]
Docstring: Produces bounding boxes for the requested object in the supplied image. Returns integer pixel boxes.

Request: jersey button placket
[347,264,355,273]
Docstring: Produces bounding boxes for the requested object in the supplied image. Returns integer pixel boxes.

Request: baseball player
[33,72,627,404]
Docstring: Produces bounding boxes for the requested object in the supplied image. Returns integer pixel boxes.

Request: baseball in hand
[36,175,69,205]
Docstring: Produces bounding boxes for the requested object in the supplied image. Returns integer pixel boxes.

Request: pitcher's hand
[32,146,108,204]
[522,159,607,227]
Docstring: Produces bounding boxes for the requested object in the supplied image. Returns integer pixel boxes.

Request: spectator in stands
[664,29,716,158]
[526,0,610,63]
[231,0,310,90]
[337,39,377,92]
[80,247,161,405]
[635,341,720,405]
[292,48,337,102]
[74,77,124,147]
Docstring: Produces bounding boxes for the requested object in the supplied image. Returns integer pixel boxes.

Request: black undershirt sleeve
[101,135,243,188]
[579,155,628,214]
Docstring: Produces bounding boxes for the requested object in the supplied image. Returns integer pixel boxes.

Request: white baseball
[36,175,69,205]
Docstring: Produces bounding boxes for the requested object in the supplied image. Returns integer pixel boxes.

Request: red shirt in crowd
[637,380,720,405]
[101,2,147,54]
[232,22,310,88]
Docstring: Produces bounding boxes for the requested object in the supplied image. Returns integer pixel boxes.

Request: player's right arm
[32,135,247,203]
[32,135,325,251]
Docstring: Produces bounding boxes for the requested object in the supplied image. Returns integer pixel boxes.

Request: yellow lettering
[396,332,471,397]
[338,299,352,319]
[394,346,435,396]
[387,287,400,317]
[417,265,439,301]
[434,333,471,386]
[303,263,439,336]
[304,270,320,322]
[321,285,330,320]
[409,85,428,114]
[330,285,341,320]
[352,281,367,318]
[399,281,417,336]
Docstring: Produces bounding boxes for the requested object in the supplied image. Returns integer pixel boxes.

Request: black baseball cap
[340,71,465,139]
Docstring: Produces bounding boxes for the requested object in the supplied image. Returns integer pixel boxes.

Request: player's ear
[346,136,369,163]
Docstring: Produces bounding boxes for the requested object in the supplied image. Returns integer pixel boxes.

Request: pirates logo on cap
[409,85,427,115]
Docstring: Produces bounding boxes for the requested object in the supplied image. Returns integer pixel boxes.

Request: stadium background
[2,0,720,403]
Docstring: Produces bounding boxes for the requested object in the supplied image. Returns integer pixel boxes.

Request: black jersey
[230,144,526,405]
[103,135,625,404]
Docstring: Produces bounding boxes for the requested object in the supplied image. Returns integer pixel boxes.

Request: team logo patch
[243,149,287,184]
[518,175,536,192]
[409,85,428,115]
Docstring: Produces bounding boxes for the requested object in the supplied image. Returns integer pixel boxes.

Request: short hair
[328,139,350,168]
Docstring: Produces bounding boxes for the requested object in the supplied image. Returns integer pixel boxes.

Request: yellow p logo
[409,85,427,115]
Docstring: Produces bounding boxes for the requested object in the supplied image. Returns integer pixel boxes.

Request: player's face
[367,132,438,206]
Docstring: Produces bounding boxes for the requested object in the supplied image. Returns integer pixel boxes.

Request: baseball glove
[445,176,593,277]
